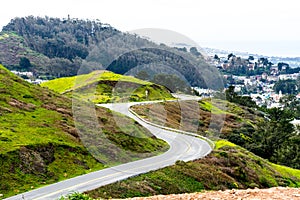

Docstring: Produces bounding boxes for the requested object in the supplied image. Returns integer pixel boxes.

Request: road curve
[5,101,212,200]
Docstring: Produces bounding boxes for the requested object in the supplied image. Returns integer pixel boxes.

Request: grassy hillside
[0,32,50,70]
[0,65,168,198]
[41,71,174,103]
[131,99,261,137]
[85,140,300,199]
[131,98,300,170]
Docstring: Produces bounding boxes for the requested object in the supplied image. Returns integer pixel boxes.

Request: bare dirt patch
[128,187,300,200]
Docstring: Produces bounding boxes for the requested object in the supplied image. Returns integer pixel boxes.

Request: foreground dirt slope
[128,187,300,200]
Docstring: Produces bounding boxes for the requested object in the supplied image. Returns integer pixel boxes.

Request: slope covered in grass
[41,71,174,103]
[85,140,300,199]
[131,98,300,170]
[0,32,50,71]
[0,65,168,198]
[131,99,260,137]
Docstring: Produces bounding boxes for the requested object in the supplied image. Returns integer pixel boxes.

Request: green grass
[0,65,169,198]
[214,140,236,149]
[130,99,259,136]
[41,71,174,103]
[0,108,76,153]
[58,192,94,200]
[84,139,300,199]
[41,71,152,93]
[0,33,9,40]
[271,163,300,179]
[199,100,226,114]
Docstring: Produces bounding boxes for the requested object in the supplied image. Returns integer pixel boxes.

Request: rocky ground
[128,187,300,200]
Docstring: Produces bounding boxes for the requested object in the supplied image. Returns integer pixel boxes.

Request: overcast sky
[1,0,299,57]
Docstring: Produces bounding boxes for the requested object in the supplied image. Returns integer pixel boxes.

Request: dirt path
[128,187,300,200]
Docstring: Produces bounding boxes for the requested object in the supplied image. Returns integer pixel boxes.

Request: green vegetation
[218,87,300,169]
[41,71,174,103]
[1,16,222,90]
[84,140,300,199]
[0,31,50,73]
[273,79,297,94]
[131,98,260,137]
[214,140,236,149]
[222,85,257,108]
[150,74,191,93]
[131,97,300,170]
[59,192,94,200]
[241,108,300,169]
[0,65,168,198]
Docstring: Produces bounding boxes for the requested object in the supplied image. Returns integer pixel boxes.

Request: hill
[62,99,300,199]
[0,16,223,90]
[131,99,261,137]
[0,32,50,72]
[131,98,300,169]
[83,140,300,199]
[41,71,174,103]
[0,64,168,198]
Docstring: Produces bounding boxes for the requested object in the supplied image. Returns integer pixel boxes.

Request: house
[247,63,255,70]
[267,76,278,82]
[262,72,268,80]
[222,62,230,70]
[270,65,278,75]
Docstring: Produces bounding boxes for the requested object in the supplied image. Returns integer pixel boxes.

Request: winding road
[5,100,212,200]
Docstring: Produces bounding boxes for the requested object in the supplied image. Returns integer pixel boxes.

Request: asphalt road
[5,100,212,200]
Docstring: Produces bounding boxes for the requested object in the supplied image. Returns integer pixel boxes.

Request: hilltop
[0,64,168,198]
[41,70,174,103]
[0,16,222,91]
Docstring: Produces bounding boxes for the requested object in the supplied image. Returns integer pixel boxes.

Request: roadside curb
[128,103,215,150]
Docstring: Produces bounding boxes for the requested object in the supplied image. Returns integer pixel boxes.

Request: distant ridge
[0,16,223,89]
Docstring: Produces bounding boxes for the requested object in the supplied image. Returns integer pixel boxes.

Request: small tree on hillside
[19,57,32,70]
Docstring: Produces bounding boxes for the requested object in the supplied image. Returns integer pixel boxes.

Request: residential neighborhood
[202,51,300,108]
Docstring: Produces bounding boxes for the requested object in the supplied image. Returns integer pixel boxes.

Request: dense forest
[0,16,224,91]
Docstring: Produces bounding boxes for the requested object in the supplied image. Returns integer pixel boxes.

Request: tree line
[1,16,223,91]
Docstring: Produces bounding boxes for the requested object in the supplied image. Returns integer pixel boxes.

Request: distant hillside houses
[11,70,33,77]
[11,70,46,84]
[192,87,215,97]
[278,73,299,80]
[249,92,284,108]
[208,52,300,78]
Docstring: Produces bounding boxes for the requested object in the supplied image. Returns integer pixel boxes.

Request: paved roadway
[5,100,212,200]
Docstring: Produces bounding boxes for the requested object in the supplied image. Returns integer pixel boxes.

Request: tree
[250,108,295,164]
[19,57,32,70]
[248,55,254,61]
[214,54,219,60]
[135,70,150,80]
[225,85,236,102]
[273,79,297,94]
[278,62,289,71]
[280,94,300,119]
[227,53,234,60]
[151,74,190,93]
[189,47,201,57]
[225,86,256,107]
